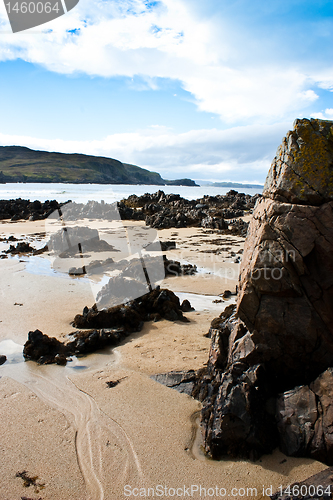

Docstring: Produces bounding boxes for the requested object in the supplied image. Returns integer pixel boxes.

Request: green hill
[0,146,165,185]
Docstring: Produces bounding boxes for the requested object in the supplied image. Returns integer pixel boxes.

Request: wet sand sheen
[0,220,327,499]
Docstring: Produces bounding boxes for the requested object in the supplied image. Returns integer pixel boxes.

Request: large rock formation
[199,118,333,463]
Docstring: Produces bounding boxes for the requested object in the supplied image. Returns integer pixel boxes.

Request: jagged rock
[48,226,116,257]
[5,242,35,254]
[180,299,195,312]
[0,354,6,365]
[144,240,176,251]
[198,119,333,463]
[201,216,227,230]
[91,255,196,308]
[0,198,65,220]
[1,189,255,235]
[276,368,333,464]
[23,288,192,365]
[151,370,197,395]
[75,287,190,329]
[120,189,256,233]
[4,241,48,255]
[164,257,197,276]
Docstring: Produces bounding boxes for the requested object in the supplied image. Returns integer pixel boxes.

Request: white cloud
[0,0,329,124]
[311,108,333,120]
[0,122,289,182]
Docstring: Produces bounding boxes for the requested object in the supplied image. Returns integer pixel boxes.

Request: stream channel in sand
[0,339,146,500]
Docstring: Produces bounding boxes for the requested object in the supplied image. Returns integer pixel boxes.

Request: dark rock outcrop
[0,198,66,221]
[276,368,333,463]
[0,354,6,365]
[74,287,190,329]
[23,329,68,366]
[151,370,197,395]
[23,288,192,365]
[4,241,48,255]
[198,118,333,463]
[120,189,258,234]
[1,189,257,238]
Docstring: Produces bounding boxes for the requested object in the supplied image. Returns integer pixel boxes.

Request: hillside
[0,146,165,185]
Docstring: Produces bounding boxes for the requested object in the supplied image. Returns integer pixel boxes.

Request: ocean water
[0,182,262,203]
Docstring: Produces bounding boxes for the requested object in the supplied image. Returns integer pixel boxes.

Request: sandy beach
[0,217,326,500]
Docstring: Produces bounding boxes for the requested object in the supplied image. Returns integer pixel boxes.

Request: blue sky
[0,0,332,183]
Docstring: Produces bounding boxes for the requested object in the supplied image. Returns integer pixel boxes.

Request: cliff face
[0,146,165,185]
[199,118,333,463]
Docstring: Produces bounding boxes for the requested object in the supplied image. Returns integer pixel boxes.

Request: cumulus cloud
[0,122,289,182]
[0,0,330,124]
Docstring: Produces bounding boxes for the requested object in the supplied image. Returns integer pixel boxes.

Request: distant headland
[0,146,199,186]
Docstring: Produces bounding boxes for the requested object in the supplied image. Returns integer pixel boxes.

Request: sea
[0,183,262,203]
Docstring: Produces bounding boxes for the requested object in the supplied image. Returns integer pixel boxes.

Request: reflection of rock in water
[0,345,144,500]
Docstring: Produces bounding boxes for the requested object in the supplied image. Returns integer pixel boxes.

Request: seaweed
[15,471,45,494]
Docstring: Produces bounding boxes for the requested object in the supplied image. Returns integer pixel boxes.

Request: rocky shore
[23,287,193,365]
[2,119,333,500]
[119,189,258,234]
[0,198,67,221]
[0,189,258,237]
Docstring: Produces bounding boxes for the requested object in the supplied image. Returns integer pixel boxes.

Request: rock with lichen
[198,118,333,463]
[264,118,333,205]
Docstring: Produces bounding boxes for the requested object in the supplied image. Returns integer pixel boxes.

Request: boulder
[198,119,333,463]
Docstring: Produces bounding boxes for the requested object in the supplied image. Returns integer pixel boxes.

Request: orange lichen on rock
[263,118,333,205]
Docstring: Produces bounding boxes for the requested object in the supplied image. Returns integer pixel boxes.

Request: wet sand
[0,219,326,500]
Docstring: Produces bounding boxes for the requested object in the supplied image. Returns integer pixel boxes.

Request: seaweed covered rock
[120,189,257,233]
[23,329,68,365]
[0,198,66,220]
[199,119,333,463]
[73,287,190,329]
